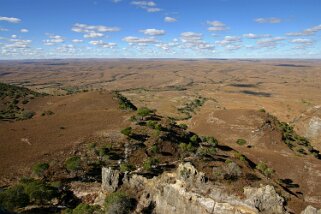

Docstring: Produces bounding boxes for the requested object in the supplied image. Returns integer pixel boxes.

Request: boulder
[301,205,321,214]
[101,167,121,193]
[244,185,285,214]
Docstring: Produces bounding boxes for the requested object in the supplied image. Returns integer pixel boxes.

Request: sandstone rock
[244,185,285,214]
[101,167,121,192]
[99,162,288,214]
[177,162,206,184]
[301,205,321,214]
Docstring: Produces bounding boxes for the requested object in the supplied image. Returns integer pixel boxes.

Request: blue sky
[0,0,321,59]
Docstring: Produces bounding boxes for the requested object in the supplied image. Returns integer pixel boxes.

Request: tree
[137,107,154,120]
[0,185,29,211]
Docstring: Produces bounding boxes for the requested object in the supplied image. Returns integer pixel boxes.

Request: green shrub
[150,144,160,154]
[143,158,159,171]
[0,185,29,211]
[71,203,99,214]
[121,127,132,137]
[65,156,81,172]
[21,179,57,205]
[154,123,162,131]
[147,120,157,129]
[120,162,135,173]
[197,147,216,157]
[20,111,35,120]
[104,192,134,214]
[32,162,49,177]
[256,161,274,177]
[236,139,247,146]
[178,123,188,130]
[137,107,154,119]
[190,135,199,143]
[179,142,197,153]
[113,92,137,111]
[206,136,218,147]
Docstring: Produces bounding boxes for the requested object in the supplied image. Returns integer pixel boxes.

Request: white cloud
[256,37,285,48]
[180,32,214,51]
[56,44,75,54]
[140,28,165,36]
[216,36,241,46]
[84,31,104,38]
[0,27,8,31]
[286,24,321,36]
[11,35,17,39]
[207,21,228,31]
[89,40,117,48]
[72,39,83,43]
[131,1,161,12]
[290,38,313,45]
[255,17,282,24]
[112,0,122,3]
[72,23,120,33]
[131,1,156,7]
[43,34,64,46]
[243,33,271,39]
[5,39,31,48]
[146,7,161,12]
[0,16,21,23]
[20,28,29,33]
[123,36,157,44]
[164,16,177,23]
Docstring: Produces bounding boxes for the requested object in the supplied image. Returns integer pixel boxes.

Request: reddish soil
[188,108,321,210]
[0,91,130,185]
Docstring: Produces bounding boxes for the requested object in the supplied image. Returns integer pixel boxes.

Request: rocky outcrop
[293,106,321,150]
[99,162,288,214]
[101,167,121,192]
[244,185,285,214]
[301,205,321,214]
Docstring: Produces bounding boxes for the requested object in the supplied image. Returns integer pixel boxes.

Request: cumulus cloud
[72,39,83,43]
[112,0,122,3]
[164,16,177,23]
[20,28,29,33]
[140,28,165,36]
[286,24,321,36]
[84,31,104,38]
[5,39,31,48]
[180,32,214,51]
[290,38,313,44]
[123,36,157,45]
[72,23,119,40]
[72,23,120,33]
[207,21,228,31]
[255,17,282,24]
[43,34,64,46]
[216,36,241,46]
[56,44,76,54]
[215,36,242,51]
[243,33,271,39]
[256,37,285,48]
[290,38,313,49]
[89,40,117,48]
[0,16,21,23]
[131,1,161,12]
